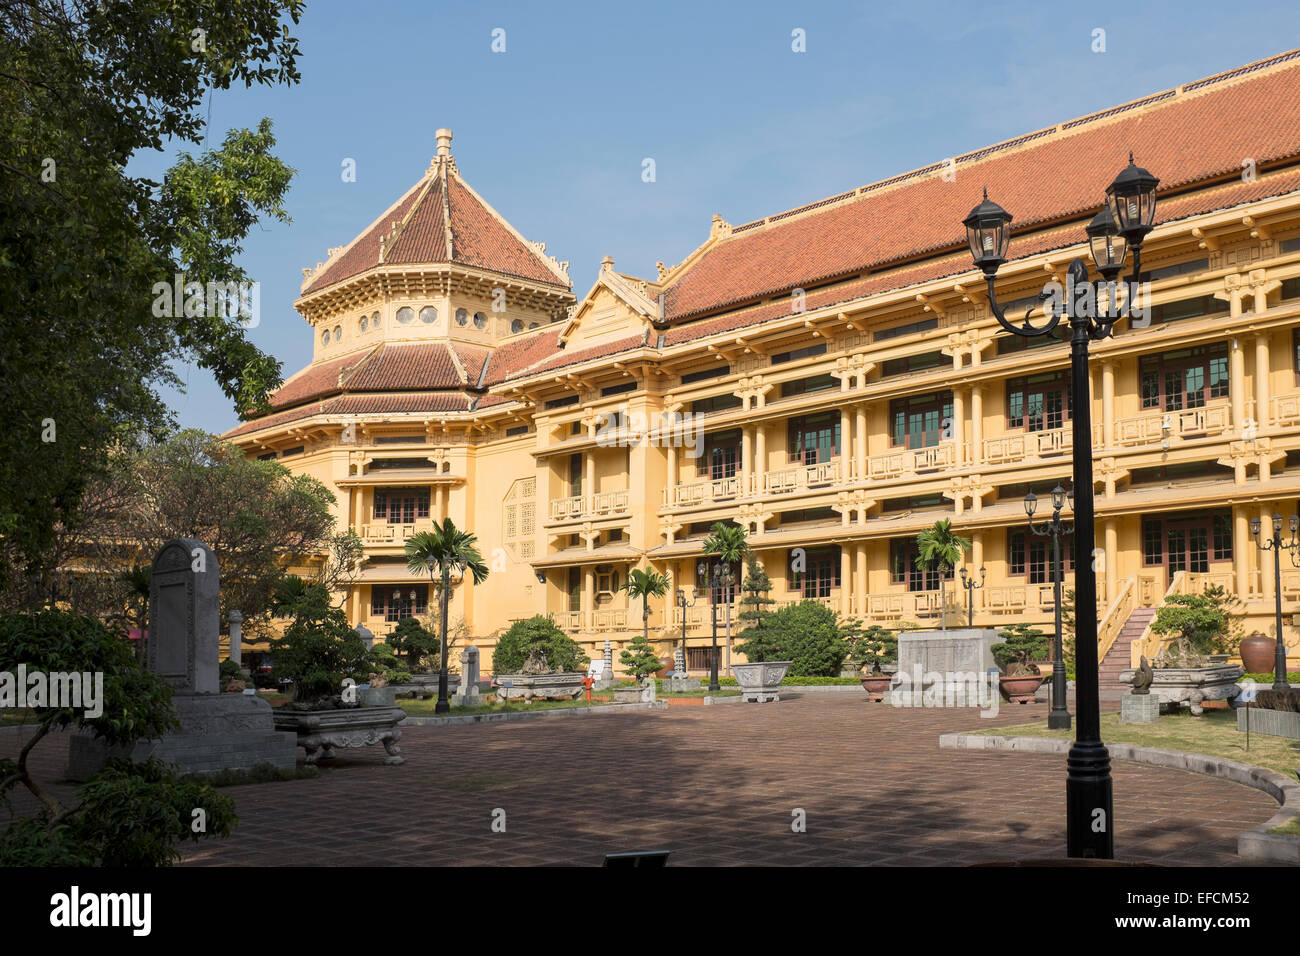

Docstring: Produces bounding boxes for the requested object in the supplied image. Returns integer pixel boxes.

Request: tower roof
[299,130,571,298]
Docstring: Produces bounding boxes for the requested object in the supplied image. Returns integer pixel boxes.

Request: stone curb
[939,732,1300,864]
[400,700,669,727]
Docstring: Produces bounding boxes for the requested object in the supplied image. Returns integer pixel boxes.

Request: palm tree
[405,518,489,714]
[701,522,749,686]
[916,519,971,632]
[623,567,670,667]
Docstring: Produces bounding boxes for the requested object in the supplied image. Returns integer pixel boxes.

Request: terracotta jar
[1239,632,1277,675]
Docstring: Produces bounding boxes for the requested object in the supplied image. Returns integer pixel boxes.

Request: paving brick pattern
[2,696,1279,866]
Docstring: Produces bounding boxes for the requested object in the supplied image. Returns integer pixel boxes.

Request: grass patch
[972,709,1300,777]
[1268,816,1300,836]
[1243,673,1300,684]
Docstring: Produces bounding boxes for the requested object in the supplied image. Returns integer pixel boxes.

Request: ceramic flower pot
[860,674,893,703]
[999,674,1045,705]
[1240,633,1277,675]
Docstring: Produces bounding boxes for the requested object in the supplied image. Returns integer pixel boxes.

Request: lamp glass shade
[1250,517,1261,536]
[1051,484,1067,513]
[1273,513,1284,534]
[963,190,1013,273]
[1106,155,1159,239]
[1024,491,1038,518]
[1086,207,1128,273]
[1291,516,1299,534]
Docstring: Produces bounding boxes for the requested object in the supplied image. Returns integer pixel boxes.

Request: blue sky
[153,0,1300,434]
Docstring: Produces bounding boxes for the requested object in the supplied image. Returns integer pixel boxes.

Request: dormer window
[420,306,438,325]
[455,308,468,327]
[396,307,414,325]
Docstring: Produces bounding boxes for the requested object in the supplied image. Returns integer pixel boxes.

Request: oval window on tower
[510,319,523,334]
[372,311,381,328]
[332,325,342,340]
[396,307,414,325]
[473,311,487,330]
[359,316,368,333]
[420,306,438,325]
[528,322,539,330]
[455,308,468,327]
[321,329,330,345]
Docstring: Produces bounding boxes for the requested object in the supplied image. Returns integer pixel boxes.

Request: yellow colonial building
[227,51,1300,686]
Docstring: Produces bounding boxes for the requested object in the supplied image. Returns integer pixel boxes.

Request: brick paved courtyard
[3,695,1280,865]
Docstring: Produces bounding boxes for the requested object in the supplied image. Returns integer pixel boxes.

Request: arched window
[420,306,438,325]
[396,307,414,325]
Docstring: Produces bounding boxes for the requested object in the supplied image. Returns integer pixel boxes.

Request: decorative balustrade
[360,521,436,543]
[762,459,840,494]
[982,427,1072,465]
[550,490,630,520]
[864,442,954,481]
[1272,392,1300,428]
[1111,402,1231,447]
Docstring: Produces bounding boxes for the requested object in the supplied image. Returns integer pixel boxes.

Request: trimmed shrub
[492,615,589,674]
[735,601,850,677]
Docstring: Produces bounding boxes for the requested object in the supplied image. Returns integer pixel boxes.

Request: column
[1260,506,1275,601]
[1101,361,1115,448]
[840,547,852,615]
[741,426,752,495]
[970,386,984,466]
[584,566,595,632]
[1104,519,1118,602]
[855,542,867,609]
[584,450,595,512]
[755,424,767,484]
[1234,507,1251,599]
[840,408,853,476]
[1255,333,1271,429]
[855,404,868,479]
[1230,339,1246,432]
[951,389,965,465]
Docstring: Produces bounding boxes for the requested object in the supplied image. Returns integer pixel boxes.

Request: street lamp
[1249,513,1298,692]
[699,558,729,691]
[1026,485,1075,731]
[963,154,1158,860]
[958,566,985,627]
[675,588,694,674]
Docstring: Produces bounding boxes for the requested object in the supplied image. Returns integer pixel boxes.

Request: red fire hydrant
[581,675,596,703]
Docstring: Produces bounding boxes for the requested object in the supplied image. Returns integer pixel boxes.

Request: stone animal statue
[1130,655,1153,696]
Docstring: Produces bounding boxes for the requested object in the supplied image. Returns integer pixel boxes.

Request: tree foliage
[735,601,852,677]
[618,632,664,685]
[270,589,368,704]
[992,623,1051,676]
[1150,585,1243,665]
[0,610,235,866]
[0,0,303,591]
[492,615,589,675]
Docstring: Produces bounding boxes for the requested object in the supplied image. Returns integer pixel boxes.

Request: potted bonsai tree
[1134,586,1244,715]
[492,615,590,702]
[616,632,664,703]
[992,623,1051,704]
[850,623,898,703]
[269,577,408,764]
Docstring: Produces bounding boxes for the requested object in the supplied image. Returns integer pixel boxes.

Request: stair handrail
[1132,570,1187,665]
[1096,575,1137,667]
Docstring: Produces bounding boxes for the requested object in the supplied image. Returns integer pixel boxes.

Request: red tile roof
[268,350,376,409]
[301,160,569,296]
[341,342,464,391]
[661,50,1300,321]
[480,326,565,386]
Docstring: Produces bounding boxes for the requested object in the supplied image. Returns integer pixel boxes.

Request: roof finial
[436,128,453,160]
[1129,150,1135,164]
[983,186,988,200]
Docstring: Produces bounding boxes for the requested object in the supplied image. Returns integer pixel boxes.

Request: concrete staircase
[1098,607,1157,698]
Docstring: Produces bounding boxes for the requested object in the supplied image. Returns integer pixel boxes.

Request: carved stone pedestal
[272,705,408,765]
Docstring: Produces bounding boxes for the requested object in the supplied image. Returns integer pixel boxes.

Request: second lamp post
[1026,485,1074,731]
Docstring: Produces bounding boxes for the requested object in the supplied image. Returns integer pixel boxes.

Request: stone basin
[271,704,407,764]
[731,660,791,703]
[494,672,586,701]
[1116,664,1243,716]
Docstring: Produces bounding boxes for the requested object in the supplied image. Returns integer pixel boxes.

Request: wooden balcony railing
[864,442,955,481]
[762,459,840,495]
[360,521,437,543]
[1111,401,1231,447]
[982,427,1072,465]
[549,490,630,521]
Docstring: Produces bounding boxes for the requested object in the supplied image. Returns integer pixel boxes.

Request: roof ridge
[722,47,1300,237]
[337,343,384,389]
[448,167,571,286]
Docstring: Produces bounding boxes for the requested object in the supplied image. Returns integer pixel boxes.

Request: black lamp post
[675,588,694,674]
[1249,513,1298,692]
[1026,485,1074,731]
[958,566,985,627]
[963,154,1158,860]
[699,559,728,691]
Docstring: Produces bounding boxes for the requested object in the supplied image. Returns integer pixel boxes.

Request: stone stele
[67,538,296,780]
